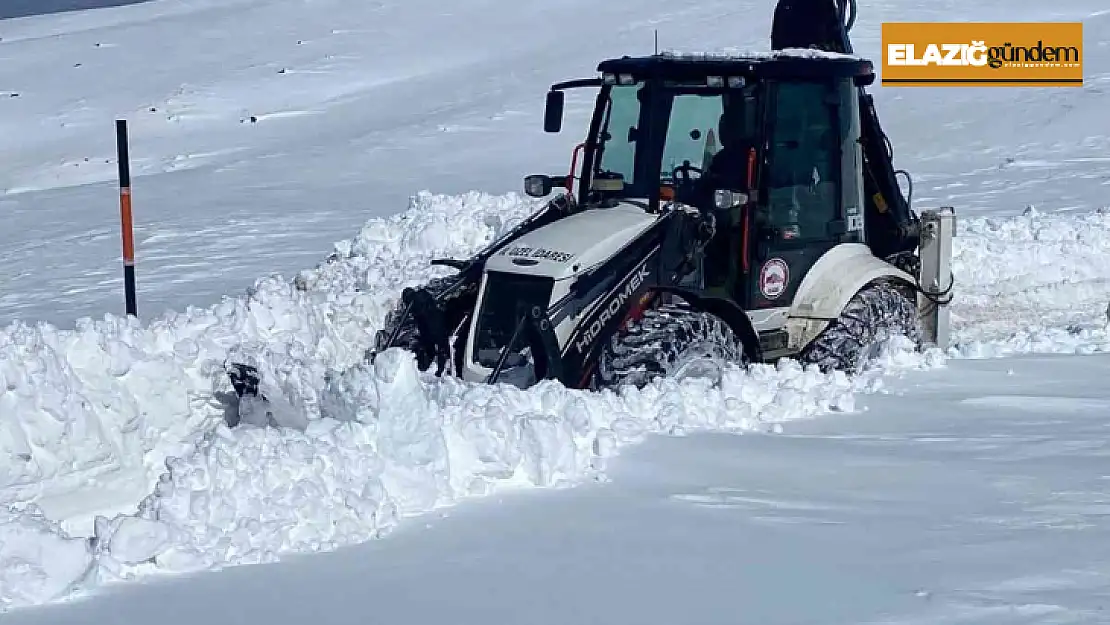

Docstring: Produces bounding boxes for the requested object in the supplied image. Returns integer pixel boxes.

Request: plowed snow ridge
[2,192,1109,610]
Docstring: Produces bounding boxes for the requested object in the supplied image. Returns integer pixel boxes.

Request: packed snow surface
[2,0,1110,616]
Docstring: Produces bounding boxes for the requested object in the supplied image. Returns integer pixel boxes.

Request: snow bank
[948,206,1110,358]
[83,348,868,584]
[1,333,888,609]
[0,190,534,509]
[0,504,94,611]
[4,191,1110,610]
[0,187,924,609]
[0,191,537,607]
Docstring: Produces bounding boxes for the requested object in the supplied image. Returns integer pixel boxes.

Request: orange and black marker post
[116,119,137,317]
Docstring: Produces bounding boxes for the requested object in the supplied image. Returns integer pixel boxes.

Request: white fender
[785,243,915,350]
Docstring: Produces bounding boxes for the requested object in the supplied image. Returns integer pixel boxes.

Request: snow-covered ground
[4,196,1110,613]
[0,0,1105,326]
[2,0,1110,619]
[10,353,1110,625]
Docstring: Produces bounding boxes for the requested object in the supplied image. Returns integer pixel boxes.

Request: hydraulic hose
[837,0,858,33]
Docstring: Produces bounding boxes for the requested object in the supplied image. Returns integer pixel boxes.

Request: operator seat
[702,109,752,299]
[705,110,752,190]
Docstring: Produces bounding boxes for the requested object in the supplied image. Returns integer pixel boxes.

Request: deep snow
[3,190,1110,611]
[1,0,1110,618]
[0,190,877,609]
[9,354,1110,625]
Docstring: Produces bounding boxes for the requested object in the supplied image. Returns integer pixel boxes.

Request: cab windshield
[593,80,760,200]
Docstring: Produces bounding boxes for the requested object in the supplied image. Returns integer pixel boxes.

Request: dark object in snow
[227,362,262,399]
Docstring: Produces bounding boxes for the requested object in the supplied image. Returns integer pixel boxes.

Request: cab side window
[766,81,840,241]
[661,93,724,177]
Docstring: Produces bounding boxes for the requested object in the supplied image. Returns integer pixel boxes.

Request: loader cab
[534,51,874,311]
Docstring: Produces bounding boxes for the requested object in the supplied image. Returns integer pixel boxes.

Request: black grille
[473,271,554,367]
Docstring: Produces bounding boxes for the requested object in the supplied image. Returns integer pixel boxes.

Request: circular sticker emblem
[759,258,790,300]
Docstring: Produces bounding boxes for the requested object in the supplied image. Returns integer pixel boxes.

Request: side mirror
[524,174,568,197]
[543,90,565,133]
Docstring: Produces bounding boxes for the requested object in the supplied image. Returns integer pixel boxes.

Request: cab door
[745,79,847,312]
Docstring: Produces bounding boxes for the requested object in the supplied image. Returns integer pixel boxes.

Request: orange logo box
[881,22,1083,87]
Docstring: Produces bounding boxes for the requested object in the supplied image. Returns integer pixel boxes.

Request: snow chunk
[0,505,94,610]
[94,516,172,566]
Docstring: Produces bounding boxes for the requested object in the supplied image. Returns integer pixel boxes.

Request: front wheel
[594,302,749,389]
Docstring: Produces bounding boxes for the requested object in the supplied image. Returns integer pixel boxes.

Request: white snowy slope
[2,195,1109,610]
[9,354,1110,625]
[0,0,1105,326]
[0,0,776,326]
[0,0,1108,617]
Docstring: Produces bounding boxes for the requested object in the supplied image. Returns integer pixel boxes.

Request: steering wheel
[671,162,703,185]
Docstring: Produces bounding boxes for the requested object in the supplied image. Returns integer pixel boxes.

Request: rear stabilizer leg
[915,207,956,349]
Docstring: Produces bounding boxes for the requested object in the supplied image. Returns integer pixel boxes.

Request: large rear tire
[594,302,748,389]
[798,281,921,374]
